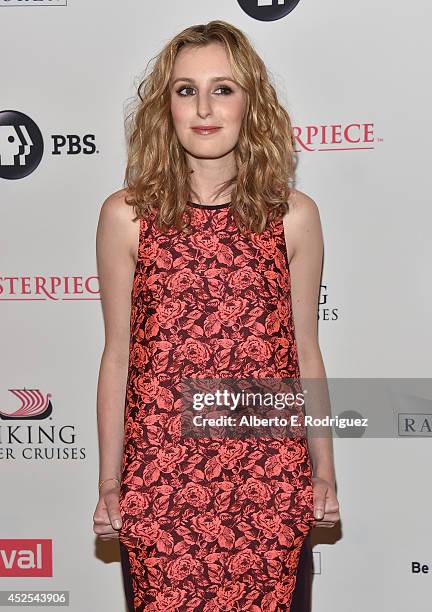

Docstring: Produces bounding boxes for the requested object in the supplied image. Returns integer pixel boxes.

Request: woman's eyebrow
[171,76,236,85]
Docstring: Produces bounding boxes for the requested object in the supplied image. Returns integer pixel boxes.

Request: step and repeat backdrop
[1,1,431,611]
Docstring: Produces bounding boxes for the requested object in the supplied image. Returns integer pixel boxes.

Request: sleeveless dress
[118,200,316,612]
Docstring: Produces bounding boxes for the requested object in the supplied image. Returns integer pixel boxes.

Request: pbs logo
[0,110,44,180]
[0,109,97,180]
[237,0,301,21]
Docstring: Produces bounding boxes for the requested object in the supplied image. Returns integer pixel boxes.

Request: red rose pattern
[118,203,315,610]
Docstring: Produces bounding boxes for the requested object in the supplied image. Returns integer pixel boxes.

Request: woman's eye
[215,86,233,95]
[176,86,194,96]
[176,86,233,97]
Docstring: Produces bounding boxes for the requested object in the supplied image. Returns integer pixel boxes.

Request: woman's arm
[95,189,139,489]
[283,190,338,511]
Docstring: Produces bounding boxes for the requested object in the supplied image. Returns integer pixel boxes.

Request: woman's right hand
[93,481,123,541]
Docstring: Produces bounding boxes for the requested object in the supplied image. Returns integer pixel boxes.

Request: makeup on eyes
[175,85,233,96]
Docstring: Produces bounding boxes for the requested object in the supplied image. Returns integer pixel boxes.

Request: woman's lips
[191,127,221,135]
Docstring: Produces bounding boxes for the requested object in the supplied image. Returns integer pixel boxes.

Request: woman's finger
[105,495,123,531]
[93,515,111,525]
[93,522,119,536]
[313,510,340,527]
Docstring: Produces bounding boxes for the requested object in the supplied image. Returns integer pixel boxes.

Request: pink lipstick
[191,126,221,135]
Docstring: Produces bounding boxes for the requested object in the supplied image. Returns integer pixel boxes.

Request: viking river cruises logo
[319,284,339,322]
[0,388,53,421]
[0,388,87,461]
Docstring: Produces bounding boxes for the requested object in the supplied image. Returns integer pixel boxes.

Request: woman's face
[170,42,247,160]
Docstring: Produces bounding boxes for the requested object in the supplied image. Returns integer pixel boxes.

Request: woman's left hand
[311,476,340,528]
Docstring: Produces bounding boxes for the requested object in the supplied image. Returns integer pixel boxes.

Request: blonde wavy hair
[123,20,298,235]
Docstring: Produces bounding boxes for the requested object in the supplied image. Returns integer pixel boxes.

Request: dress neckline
[187,200,231,210]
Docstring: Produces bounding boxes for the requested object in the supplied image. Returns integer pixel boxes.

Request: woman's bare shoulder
[286,188,320,219]
[99,188,136,222]
[97,188,139,262]
[283,188,323,260]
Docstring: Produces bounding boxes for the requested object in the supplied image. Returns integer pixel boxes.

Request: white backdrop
[1,1,431,611]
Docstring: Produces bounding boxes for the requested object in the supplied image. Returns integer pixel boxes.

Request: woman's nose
[196,94,212,117]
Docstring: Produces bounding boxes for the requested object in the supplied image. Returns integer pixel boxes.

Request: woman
[93,20,340,611]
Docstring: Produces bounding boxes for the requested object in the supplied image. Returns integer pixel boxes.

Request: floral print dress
[118,200,315,611]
